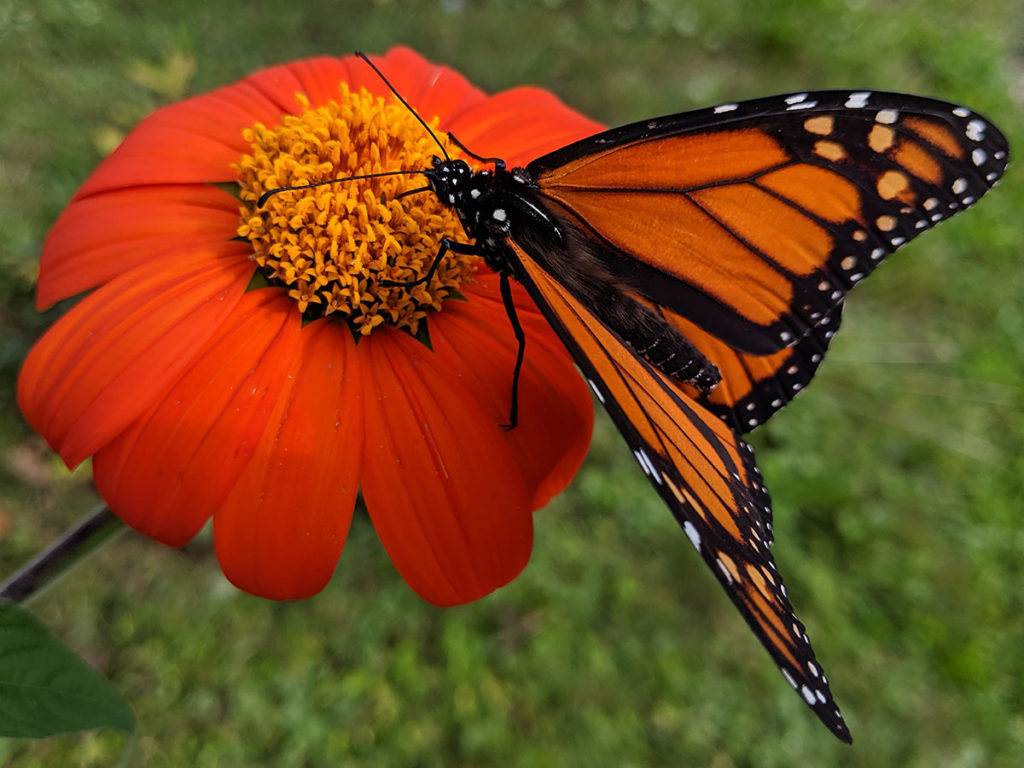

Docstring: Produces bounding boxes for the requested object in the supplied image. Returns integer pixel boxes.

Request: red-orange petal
[430,279,593,510]
[445,86,605,166]
[73,49,493,198]
[359,326,534,606]
[18,242,254,468]
[370,47,487,130]
[214,319,363,600]
[74,79,288,196]
[38,184,240,308]
[92,289,301,546]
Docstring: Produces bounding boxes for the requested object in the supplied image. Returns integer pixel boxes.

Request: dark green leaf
[0,601,134,737]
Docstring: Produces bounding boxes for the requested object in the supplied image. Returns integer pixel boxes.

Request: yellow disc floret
[235,85,477,335]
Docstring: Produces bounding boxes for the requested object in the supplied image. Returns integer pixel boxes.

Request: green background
[1,0,1022,765]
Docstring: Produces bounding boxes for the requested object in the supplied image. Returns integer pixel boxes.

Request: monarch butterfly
[267,54,1008,743]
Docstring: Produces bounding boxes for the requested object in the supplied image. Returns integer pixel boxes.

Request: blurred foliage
[1,0,1022,765]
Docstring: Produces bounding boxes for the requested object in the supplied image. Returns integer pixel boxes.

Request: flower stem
[1,504,124,605]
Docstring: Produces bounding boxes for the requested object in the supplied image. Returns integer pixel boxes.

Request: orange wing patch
[538,190,795,327]
[902,116,965,159]
[538,128,788,189]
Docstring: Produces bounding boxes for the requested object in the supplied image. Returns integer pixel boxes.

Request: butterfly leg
[379,237,480,288]
[499,274,525,431]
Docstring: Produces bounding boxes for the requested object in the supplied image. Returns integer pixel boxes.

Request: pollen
[235,85,477,335]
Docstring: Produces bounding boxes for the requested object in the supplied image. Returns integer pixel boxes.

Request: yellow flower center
[235,85,478,335]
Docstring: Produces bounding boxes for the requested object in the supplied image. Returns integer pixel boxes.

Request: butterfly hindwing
[529,90,1007,359]
[507,241,852,742]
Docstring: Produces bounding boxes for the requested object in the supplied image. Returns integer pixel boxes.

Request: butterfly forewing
[508,240,852,742]
[528,91,1008,362]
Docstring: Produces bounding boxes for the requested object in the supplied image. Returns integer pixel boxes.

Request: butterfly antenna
[258,169,422,208]
[355,51,450,160]
[395,185,432,200]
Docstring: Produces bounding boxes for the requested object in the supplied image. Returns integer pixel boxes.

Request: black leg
[380,237,480,288]
[499,274,525,431]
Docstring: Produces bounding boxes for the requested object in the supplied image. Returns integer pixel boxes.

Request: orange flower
[18,47,600,604]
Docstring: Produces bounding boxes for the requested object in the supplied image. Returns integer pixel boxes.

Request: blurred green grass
[1,0,1022,765]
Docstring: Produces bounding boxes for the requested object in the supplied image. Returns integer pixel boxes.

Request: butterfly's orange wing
[528,92,1008,374]
[509,240,852,742]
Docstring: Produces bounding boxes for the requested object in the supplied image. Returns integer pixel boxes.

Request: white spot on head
[875,109,899,124]
[952,177,968,195]
[713,102,739,113]
[683,521,702,551]
[845,92,871,108]
[972,148,987,166]
[492,208,507,222]
[470,188,481,199]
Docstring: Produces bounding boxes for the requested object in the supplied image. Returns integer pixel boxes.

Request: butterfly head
[425,156,475,206]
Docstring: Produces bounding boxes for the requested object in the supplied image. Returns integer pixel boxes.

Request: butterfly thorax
[425,156,563,277]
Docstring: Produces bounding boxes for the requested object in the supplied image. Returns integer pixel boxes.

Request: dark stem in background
[0,504,123,604]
